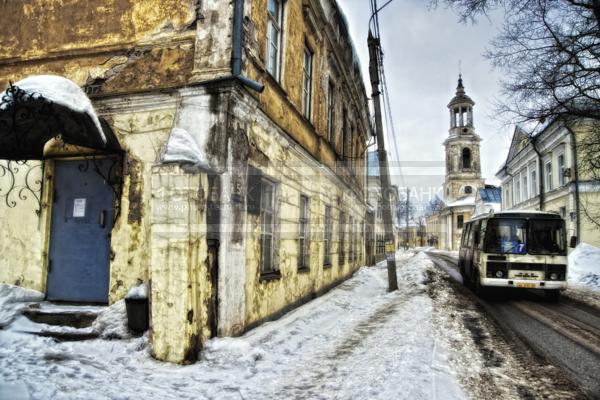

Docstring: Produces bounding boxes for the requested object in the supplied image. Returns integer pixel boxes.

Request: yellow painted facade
[0,0,370,363]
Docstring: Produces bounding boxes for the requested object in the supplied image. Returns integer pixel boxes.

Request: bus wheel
[545,289,560,302]
[472,270,487,298]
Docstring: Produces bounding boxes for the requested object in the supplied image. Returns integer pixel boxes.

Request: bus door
[458,223,472,274]
[470,220,482,275]
[465,221,480,279]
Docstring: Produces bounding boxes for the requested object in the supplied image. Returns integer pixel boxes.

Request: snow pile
[0,284,43,329]
[569,242,600,290]
[91,300,131,339]
[125,282,148,299]
[203,337,265,368]
[161,127,210,170]
[12,75,106,143]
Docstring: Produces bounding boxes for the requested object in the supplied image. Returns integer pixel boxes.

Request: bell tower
[443,75,484,203]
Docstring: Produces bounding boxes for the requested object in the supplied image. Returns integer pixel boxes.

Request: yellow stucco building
[0,0,371,363]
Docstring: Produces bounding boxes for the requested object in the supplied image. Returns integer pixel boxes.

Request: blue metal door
[47,159,114,303]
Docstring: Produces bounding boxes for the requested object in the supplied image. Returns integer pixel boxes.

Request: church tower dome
[443,74,484,203]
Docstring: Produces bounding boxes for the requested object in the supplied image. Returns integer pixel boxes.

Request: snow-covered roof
[13,75,106,143]
[0,75,116,160]
[445,196,476,208]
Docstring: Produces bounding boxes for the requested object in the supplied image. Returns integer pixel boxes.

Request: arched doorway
[0,76,122,303]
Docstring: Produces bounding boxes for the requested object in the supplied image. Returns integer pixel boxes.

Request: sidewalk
[0,252,467,400]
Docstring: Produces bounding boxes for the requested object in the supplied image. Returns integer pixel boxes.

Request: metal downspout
[232,0,264,92]
[530,136,545,211]
[565,125,582,244]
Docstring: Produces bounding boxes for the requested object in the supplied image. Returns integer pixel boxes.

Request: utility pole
[405,188,410,249]
[368,29,398,291]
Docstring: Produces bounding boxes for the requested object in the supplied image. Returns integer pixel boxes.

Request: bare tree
[425,195,445,216]
[434,0,600,227]
[433,0,600,122]
[397,196,417,225]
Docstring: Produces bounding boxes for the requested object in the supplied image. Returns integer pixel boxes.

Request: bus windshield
[528,219,566,255]
[483,218,566,255]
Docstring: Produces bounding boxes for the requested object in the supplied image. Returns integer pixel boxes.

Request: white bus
[458,211,574,301]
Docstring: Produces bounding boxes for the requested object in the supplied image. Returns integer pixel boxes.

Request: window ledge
[297,267,310,274]
[259,270,282,282]
[323,263,332,269]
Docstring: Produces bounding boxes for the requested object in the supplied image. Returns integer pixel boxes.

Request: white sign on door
[73,198,87,218]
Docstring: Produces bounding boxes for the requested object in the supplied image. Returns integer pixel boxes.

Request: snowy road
[427,251,600,399]
[0,251,587,399]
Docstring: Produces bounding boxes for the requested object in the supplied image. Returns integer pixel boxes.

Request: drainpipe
[565,125,581,244]
[232,0,264,92]
[530,136,545,211]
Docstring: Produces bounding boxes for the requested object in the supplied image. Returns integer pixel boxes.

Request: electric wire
[369,0,405,189]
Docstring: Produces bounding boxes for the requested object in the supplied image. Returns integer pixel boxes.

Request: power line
[369,0,404,188]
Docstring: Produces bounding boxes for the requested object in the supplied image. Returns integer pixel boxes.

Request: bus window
[479,220,487,249]
[484,218,527,254]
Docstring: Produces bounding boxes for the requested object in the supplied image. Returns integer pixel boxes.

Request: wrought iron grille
[0,160,43,215]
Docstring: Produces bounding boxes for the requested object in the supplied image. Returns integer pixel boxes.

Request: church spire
[448,73,475,134]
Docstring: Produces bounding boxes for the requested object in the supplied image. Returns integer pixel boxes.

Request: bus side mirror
[570,236,577,248]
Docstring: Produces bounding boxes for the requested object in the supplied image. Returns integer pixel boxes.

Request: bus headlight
[549,272,558,280]
[495,270,504,278]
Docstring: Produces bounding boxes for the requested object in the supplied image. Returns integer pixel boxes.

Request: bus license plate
[517,282,536,289]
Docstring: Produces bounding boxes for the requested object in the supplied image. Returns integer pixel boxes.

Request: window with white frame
[514,177,521,205]
[559,206,567,219]
[530,166,538,197]
[327,81,335,143]
[302,45,313,120]
[349,216,354,262]
[267,0,283,80]
[338,211,346,265]
[260,179,276,273]
[298,195,310,270]
[558,154,566,186]
[545,160,553,191]
[324,205,332,266]
[522,171,528,200]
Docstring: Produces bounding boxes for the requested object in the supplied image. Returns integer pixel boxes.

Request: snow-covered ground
[0,252,579,400]
[568,242,600,289]
[564,242,600,308]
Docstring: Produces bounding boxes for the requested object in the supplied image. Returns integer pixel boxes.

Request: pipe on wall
[232,0,264,93]
[565,125,582,244]
[530,135,545,211]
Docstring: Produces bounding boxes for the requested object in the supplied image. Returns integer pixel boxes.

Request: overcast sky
[340,0,513,202]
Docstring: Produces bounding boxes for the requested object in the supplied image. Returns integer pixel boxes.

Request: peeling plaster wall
[0,0,197,62]
[97,95,179,303]
[0,0,373,365]
[229,90,365,330]
[0,162,47,291]
[149,166,210,363]
[0,0,234,91]
[244,0,369,197]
